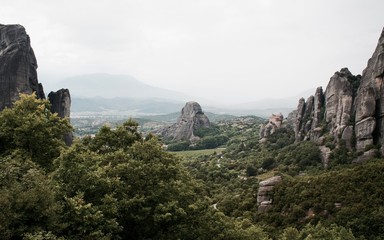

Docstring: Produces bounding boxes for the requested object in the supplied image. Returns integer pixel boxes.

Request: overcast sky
[1,0,384,104]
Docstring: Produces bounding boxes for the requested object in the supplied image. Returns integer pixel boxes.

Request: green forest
[1,94,384,239]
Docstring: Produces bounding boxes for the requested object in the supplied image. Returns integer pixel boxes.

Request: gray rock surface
[48,89,73,145]
[354,28,384,153]
[257,176,282,213]
[293,68,357,147]
[0,24,45,110]
[162,101,210,141]
[48,89,71,119]
[325,68,354,138]
[312,87,324,129]
[294,98,306,142]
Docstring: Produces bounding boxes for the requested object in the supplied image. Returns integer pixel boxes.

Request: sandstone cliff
[162,101,210,142]
[0,24,45,110]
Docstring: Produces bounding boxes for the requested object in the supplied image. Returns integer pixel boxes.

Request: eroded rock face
[0,24,45,110]
[325,68,354,138]
[354,28,384,154]
[48,89,72,145]
[294,93,322,142]
[293,68,357,148]
[257,176,282,213]
[162,101,210,141]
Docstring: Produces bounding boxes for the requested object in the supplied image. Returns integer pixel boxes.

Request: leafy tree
[55,120,269,239]
[0,93,72,170]
[167,141,190,151]
[279,222,356,240]
[82,118,141,154]
[0,152,61,239]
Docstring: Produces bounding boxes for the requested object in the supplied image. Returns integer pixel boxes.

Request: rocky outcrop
[162,101,210,141]
[259,113,284,139]
[354,28,384,155]
[48,89,73,145]
[0,24,45,110]
[257,176,282,213]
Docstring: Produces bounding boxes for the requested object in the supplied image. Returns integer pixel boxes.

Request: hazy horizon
[2,0,384,104]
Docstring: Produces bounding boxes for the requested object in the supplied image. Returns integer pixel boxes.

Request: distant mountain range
[57,73,192,101]
[58,73,309,118]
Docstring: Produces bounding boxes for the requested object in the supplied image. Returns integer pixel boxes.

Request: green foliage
[276,141,322,172]
[0,93,72,170]
[279,222,356,240]
[3,93,384,239]
[194,124,220,138]
[264,127,295,150]
[261,157,276,170]
[193,135,229,150]
[82,118,142,154]
[53,120,269,239]
[0,152,61,239]
[262,159,384,239]
[329,145,356,166]
[167,141,190,151]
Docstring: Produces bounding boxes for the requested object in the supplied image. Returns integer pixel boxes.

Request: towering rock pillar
[324,68,355,146]
[0,24,45,110]
[355,28,384,155]
[48,89,73,145]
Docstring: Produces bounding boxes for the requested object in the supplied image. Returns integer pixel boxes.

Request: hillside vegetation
[1,94,384,239]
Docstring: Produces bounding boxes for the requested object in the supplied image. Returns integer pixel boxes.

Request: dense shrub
[167,141,190,151]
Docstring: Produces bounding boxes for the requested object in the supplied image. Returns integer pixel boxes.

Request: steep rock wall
[0,24,45,110]
[354,28,384,155]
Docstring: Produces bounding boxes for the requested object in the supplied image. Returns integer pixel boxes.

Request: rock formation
[354,28,384,156]
[48,89,73,145]
[290,28,384,162]
[259,113,284,139]
[293,68,358,148]
[257,176,282,213]
[325,68,355,141]
[294,87,326,143]
[162,101,210,142]
[0,24,45,110]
